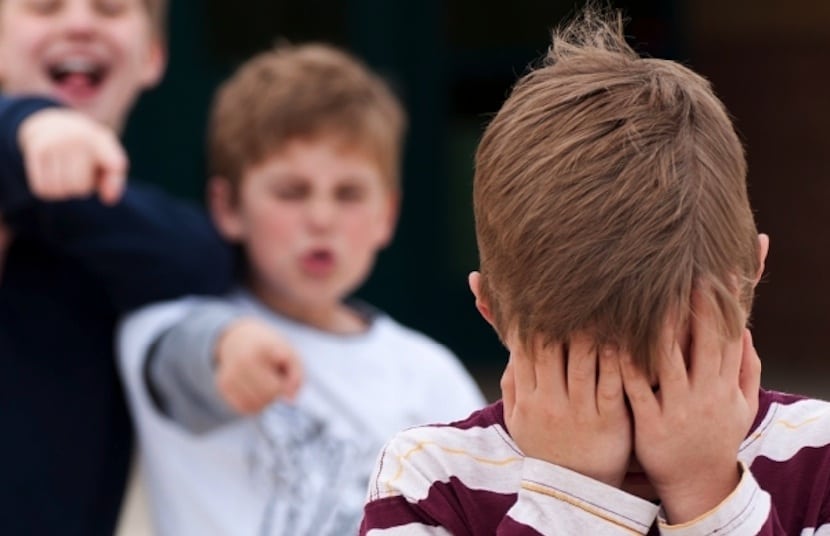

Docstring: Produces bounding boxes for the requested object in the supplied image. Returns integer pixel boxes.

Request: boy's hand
[18,109,127,205]
[502,334,631,487]
[620,291,762,524]
[214,318,304,415]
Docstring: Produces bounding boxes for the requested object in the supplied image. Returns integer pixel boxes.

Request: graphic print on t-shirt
[250,403,377,535]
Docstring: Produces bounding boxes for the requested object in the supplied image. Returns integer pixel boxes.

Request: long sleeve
[4,185,235,312]
[361,422,659,535]
[0,95,234,312]
[501,459,659,535]
[145,300,245,433]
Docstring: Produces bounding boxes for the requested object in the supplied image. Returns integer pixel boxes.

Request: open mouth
[46,58,109,97]
[301,249,336,276]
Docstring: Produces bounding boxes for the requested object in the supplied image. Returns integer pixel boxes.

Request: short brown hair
[209,43,406,191]
[145,0,167,38]
[474,9,759,374]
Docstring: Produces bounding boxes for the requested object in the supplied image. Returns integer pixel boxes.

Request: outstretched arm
[0,94,234,310]
[5,185,235,311]
[146,301,302,434]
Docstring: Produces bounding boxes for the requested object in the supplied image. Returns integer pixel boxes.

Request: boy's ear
[754,233,770,287]
[139,39,168,89]
[207,176,243,241]
[375,192,400,248]
[468,271,496,327]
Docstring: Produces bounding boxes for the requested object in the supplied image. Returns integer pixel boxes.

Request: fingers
[596,346,626,417]
[94,132,128,205]
[688,287,722,384]
[738,330,762,404]
[33,151,68,200]
[268,347,304,400]
[214,319,305,414]
[27,144,122,202]
[19,109,127,204]
[512,342,538,393]
[35,151,89,200]
[533,339,567,405]
[217,371,265,414]
[620,350,658,420]
[220,353,300,414]
[567,333,598,409]
[719,327,744,381]
[656,315,687,399]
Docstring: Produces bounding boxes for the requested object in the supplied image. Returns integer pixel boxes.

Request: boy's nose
[306,199,336,230]
[60,3,100,37]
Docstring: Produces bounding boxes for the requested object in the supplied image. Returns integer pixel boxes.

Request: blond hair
[209,43,406,191]
[474,9,759,374]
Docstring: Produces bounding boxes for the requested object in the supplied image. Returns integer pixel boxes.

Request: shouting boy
[360,9,830,535]
[118,43,484,535]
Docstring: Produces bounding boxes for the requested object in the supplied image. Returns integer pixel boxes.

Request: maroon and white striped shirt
[361,389,830,535]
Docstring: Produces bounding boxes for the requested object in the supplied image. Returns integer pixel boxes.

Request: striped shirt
[361,389,830,535]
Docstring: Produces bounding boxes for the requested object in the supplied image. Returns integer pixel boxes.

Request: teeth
[55,58,99,75]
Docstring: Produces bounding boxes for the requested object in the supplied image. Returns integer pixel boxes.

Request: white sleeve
[507,457,659,535]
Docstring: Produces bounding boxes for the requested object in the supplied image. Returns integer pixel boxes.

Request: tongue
[56,73,98,100]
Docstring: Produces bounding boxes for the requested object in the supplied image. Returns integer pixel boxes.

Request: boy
[117,43,486,535]
[0,1,233,534]
[360,10,830,536]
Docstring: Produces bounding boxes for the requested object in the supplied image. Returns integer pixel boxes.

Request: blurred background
[118,0,830,532]
[125,0,830,402]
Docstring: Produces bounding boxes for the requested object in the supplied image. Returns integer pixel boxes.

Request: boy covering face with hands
[360,9,830,535]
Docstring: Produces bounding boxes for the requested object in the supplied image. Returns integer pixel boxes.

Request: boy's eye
[94,0,130,16]
[24,0,61,14]
[22,0,131,16]
[336,185,366,202]
[272,184,308,200]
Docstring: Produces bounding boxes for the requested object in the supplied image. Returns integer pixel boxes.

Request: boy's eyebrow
[264,170,377,184]
[260,171,307,182]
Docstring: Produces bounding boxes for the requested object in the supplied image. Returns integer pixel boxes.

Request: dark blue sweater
[0,96,234,535]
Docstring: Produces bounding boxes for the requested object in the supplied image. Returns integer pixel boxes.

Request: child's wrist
[658,462,742,524]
